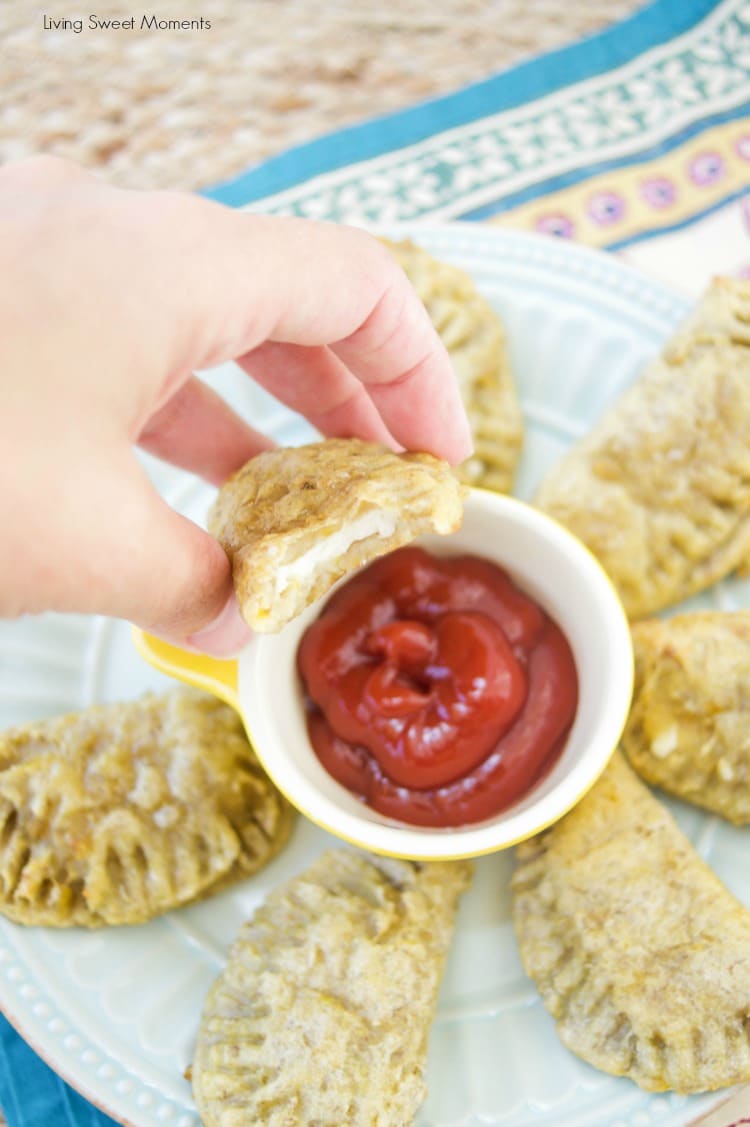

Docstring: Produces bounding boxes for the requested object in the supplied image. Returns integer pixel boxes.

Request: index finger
[229,217,473,464]
[329,269,473,463]
[107,194,473,464]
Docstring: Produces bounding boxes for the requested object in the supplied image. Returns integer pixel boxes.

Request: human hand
[0,157,472,655]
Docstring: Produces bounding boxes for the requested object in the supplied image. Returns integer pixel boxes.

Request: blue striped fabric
[203,0,719,209]
[0,1016,118,1127]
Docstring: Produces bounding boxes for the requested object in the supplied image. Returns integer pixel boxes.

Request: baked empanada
[0,689,295,927]
[534,277,750,619]
[511,751,750,1093]
[384,238,523,493]
[623,610,750,824]
[192,849,472,1127]
[208,437,464,633]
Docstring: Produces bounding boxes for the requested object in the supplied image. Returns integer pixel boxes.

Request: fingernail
[184,593,253,658]
[457,418,475,462]
[442,412,474,465]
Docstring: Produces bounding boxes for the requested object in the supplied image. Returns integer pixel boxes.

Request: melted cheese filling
[274,510,398,598]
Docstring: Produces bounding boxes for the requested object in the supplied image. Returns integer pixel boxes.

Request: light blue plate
[0,225,739,1127]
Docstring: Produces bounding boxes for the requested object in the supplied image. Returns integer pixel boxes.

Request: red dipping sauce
[296,547,578,827]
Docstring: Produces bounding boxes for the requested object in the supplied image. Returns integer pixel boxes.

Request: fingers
[0,162,476,644]
[183,591,252,657]
[73,189,472,463]
[238,342,397,447]
[225,220,473,464]
[330,285,469,463]
[0,444,249,656]
[6,165,472,463]
[99,457,249,651]
[137,374,275,486]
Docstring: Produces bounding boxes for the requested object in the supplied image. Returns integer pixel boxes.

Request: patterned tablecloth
[205,0,750,296]
[0,0,748,1125]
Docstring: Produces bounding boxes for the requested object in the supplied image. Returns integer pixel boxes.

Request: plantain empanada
[0,689,295,927]
[208,437,464,633]
[534,277,750,619]
[511,751,750,1093]
[623,610,750,824]
[192,849,472,1127]
[384,238,523,494]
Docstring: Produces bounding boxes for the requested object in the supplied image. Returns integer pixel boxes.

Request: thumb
[91,457,251,656]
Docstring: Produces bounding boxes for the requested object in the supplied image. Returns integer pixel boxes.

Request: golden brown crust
[208,437,465,632]
[623,610,750,823]
[0,689,295,926]
[534,277,750,619]
[511,751,750,1093]
[192,849,472,1127]
[384,238,523,493]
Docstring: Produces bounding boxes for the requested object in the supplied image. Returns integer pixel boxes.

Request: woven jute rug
[3,0,643,191]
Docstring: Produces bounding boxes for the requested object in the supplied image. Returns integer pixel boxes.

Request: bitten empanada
[534,277,750,619]
[192,849,472,1127]
[623,610,750,824]
[208,437,464,633]
[384,238,523,493]
[511,751,750,1093]
[0,689,295,927]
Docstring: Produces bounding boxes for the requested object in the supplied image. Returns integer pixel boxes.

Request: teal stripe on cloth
[203,0,721,208]
[0,1015,118,1127]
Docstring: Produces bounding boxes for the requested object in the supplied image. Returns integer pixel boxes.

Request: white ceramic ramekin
[134,488,633,860]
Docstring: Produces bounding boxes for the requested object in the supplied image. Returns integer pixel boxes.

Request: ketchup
[297,547,578,827]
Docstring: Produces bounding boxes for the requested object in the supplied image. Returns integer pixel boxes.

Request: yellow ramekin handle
[131,628,240,711]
